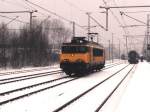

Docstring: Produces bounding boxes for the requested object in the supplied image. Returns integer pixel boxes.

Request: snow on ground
[98,61,150,112]
[61,64,133,112]
[0,59,132,112]
[115,61,150,112]
[0,60,125,112]
[0,59,121,73]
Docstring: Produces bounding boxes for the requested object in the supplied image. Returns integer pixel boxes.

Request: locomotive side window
[62,46,88,53]
[93,48,103,56]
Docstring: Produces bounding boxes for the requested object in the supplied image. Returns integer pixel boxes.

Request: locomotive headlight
[63,59,69,62]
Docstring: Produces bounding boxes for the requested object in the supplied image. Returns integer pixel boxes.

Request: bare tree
[46,19,72,64]
[0,18,72,68]
[0,23,9,68]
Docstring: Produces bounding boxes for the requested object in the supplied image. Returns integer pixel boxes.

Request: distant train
[60,37,105,76]
[128,50,139,64]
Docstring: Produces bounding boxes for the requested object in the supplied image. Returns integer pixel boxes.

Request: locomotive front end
[60,45,90,75]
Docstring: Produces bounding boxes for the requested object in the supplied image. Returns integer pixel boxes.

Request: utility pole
[30,11,33,32]
[72,21,75,38]
[106,8,109,31]
[147,14,150,61]
[0,10,37,31]
[125,36,128,55]
[108,40,111,61]
[112,33,114,63]
[119,39,120,60]
[29,10,37,32]
[86,12,91,41]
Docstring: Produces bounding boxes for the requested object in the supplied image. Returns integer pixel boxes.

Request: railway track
[0,61,121,77]
[0,70,63,85]
[0,66,52,77]
[0,62,122,85]
[0,62,122,96]
[94,65,136,112]
[0,62,124,106]
[53,64,135,112]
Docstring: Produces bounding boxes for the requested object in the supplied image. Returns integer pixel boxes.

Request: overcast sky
[0,0,150,54]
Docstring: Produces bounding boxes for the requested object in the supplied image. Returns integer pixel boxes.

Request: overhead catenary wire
[63,0,108,33]
[102,0,127,34]
[63,0,87,13]
[89,15,107,31]
[123,10,150,13]
[24,0,70,22]
[112,0,129,32]
[24,0,87,31]
[102,0,132,54]
[0,0,30,10]
[64,0,112,32]
[5,16,19,26]
[112,0,130,51]
[120,12,147,25]
[22,0,38,10]
[0,14,29,24]
[22,0,51,18]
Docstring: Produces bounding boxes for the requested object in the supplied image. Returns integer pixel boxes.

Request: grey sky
[0,0,150,53]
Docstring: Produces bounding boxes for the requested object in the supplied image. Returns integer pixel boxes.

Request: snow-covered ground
[1,60,149,112]
[115,61,150,112]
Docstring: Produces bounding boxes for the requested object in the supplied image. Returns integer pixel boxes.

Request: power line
[112,0,129,32]
[100,5,150,8]
[64,1,109,32]
[123,10,150,13]
[0,0,30,10]
[120,12,147,25]
[101,0,129,54]
[63,0,87,13]
[24,0,72,23]
[6,16,19,26]
[0,10,37,14]
[22,0,49,18]
[64,0,109,31]
[112,0,131,51]
[0,14,29,24]
[101,0,126,33]
[24,0,87,31]
[22,0,38,10]
[89,15,107,31]
[120,25,146,28]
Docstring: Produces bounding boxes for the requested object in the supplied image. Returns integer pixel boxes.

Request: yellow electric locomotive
[60,37,105,76]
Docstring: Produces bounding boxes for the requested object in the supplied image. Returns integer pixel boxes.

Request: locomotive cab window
[62,46,88,53]
[93,48,103,56]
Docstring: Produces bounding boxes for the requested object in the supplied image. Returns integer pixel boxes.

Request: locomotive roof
[62,36,104,48]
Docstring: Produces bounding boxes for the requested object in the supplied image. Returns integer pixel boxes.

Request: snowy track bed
[0,62,132,112]
[0,62,122,106]
[0,65,60,77]
[53,64,135,112]
[0,70,63,85]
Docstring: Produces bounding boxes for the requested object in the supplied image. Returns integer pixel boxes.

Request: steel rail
[0,62,123,95]
[0,78,79,105]
[0,63,125,105]
[0,67,50,76]
[95,65,136,111]
[0,70,63,85]
[53,64,129,112]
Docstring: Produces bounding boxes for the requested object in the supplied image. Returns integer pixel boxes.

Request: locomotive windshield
[62,46,88,53]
